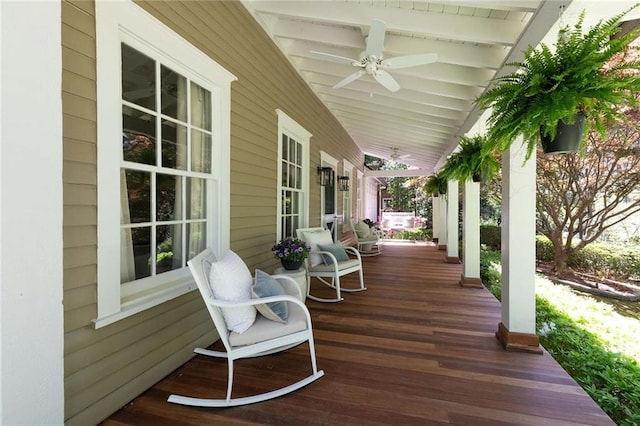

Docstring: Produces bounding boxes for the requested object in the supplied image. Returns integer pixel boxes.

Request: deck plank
[103,243,613,425]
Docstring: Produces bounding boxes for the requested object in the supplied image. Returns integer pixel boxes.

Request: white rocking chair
[167,249,324,407]
[352,220,383,257]
[296,227,366,302]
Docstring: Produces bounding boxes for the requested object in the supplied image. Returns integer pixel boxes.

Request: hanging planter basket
[540,112,587,155]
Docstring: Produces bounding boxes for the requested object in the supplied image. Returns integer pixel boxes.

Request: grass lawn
[535,276,640,362]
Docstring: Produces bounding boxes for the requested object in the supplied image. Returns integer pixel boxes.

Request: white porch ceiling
[242,0,574,173]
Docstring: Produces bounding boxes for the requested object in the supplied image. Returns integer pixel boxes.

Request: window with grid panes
[95,0,235,327]
[280,134,304,238]
[120,43,212,282]
[276,110,310,240]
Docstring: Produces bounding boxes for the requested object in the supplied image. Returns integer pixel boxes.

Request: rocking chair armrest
[309,248,362,265]
[210,294,298,309]
[210,294,311,318]
[343,246,362,261]
[217,294,314,326]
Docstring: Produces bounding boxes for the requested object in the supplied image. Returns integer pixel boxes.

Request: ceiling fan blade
[365,19,386,57]
[373,70,400,92]
[333,70,366,89]
[381,53,438,69]
[309,51,359,65]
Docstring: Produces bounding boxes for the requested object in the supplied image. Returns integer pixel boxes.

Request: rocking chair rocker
[167,248,324,407]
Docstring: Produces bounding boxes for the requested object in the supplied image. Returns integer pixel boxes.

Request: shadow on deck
[103,243,613,425]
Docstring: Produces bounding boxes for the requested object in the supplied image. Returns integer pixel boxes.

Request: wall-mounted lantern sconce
[338,176,350,192]
[317,166,334,186]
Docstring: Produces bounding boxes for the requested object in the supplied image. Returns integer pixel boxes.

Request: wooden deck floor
[103,243,613,425]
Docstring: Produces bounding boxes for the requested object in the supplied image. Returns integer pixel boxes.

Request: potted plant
[439,135,500,182]
[424,173,448,196]
[475,5,640,159]
[272,237,310,270]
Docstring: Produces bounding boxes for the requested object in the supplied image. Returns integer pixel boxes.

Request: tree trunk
[551,239,569,275]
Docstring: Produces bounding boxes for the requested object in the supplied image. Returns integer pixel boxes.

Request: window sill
[92,277,197,329]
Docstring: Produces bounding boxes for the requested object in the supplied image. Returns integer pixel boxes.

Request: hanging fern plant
[439,135,500,182]
[424,173,448,196]
[475,5,640,159]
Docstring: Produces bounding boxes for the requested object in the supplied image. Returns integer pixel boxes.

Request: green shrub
[535,235,554,262]
[480,225,501,250]
[535,235,640,278]
[391,228,432,241]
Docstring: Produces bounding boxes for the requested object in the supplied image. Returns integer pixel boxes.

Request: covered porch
[103,243,612,425]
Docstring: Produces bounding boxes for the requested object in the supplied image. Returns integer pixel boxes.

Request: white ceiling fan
[389,147,412,162]
[309,19,437,92]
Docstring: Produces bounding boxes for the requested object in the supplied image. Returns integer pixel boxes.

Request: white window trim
[320,151,338,236]
[94,0,236,328]
[356,169,364,220]
[342,159,354,230]
[276,109,311,240]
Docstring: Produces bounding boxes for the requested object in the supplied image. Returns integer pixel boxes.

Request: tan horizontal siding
[62,46,95,79]
[63,225,96,247]
[62,22,95,57]
[63,205,96,227]
[63,115,96,143]
[64,304,97,334]
[64,264,96,291]
[62,92,96,121]
[63,139,96,164]
[62,72,96,101]
[65,295,203,385]
[63,182,96,205]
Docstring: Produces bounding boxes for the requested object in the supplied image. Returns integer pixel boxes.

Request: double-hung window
[276,110,310,240]
[95,1,235,327]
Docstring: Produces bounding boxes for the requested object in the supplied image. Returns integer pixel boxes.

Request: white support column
[431,195,440,243]
[460,180,482,287]
[1,0,65,422]
[445,180,460,263]
[496,138,541,353]
[437,195,447,251]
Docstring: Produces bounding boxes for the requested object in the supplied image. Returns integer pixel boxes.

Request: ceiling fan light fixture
[310,19,437,92]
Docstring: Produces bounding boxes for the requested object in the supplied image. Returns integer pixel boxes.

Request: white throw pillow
[355,220,370,238]
[301,229,334,266]
[208,250,257,334]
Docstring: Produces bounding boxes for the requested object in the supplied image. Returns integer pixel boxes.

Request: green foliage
[480,225,501,250]
[480,184,502,225]
[424,173,447,195]
[440,135,500,182]
[475,5,640,159]
[386,176,414,212]
[535,235,555,262]
[536,235,640,279]
[382,162,418,212]
[388,228,432,241]
[479,248,502,300]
